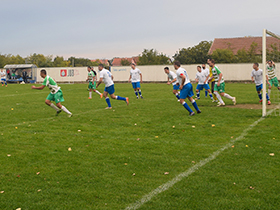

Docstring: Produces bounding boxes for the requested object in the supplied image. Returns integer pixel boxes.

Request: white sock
[50,103,60,111]
[214,92,224,104]
[95,90,101,95]
[224,93,234,100]
[268,89,271,97]
[61,105,72,115]
[89,91,92,98]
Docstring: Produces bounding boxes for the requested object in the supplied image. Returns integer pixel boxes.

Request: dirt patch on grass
[226,104,280,110]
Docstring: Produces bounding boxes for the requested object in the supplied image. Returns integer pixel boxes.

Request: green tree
[211,49,236,63]
[53,56,70,67]
[137,49,170,65]
[267,44,280,62]
[173,41,212,64]
[121,59,131,66]
[26,53,53,67]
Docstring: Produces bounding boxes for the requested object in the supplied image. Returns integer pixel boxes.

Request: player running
[174,61,201,116]
[251,63,271,105]
[195,66,213,101]
[128,64,143,99]
[164,67,180,101]
[208,59,236,106]
[266,60,280,98]
[86,66,102,99]
[31,69,72,117]
[201,64,209,97]
[97,64,129,109]
[0,70,7,87]
[207,59,218,102]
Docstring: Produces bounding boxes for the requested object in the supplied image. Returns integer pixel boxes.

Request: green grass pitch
[0,83,279,210]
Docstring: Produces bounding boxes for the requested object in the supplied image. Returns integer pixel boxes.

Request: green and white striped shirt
[212,66,224,83]
[266,65,277,80]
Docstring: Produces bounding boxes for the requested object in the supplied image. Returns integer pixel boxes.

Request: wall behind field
[36,63,280,83]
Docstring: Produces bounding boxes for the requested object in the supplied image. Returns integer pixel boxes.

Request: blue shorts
[180,83,194,99]
[132,82,141,89]
[256,84,263,92]
[1,78,6,82]
[196,84,210,91]
[104,84,115,95]
[173,84,180,90]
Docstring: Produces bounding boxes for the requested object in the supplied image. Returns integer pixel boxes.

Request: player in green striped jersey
[208,59,236,106]
[32,69,72,117]
[266,60,280,97]
[87,66,102,99]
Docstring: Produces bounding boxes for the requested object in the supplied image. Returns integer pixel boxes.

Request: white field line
[125,108,276,210]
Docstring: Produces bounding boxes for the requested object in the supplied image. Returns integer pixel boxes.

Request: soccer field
[0,83,279,210]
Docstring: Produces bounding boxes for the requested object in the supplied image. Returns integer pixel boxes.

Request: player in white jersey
[251,63,271,105]
[128,64,143,99]
[164,67,180,100]
[96,64,129,109]
[266,60,280,97]
[86,66,102,99]
[201,64,209,97]
[174,61,201,116]
[0,70,7,87]
[195,66,213,101]
[208,59,236,106]
[32,69,72,117]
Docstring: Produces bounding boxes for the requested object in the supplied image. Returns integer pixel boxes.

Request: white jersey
[167,71,178,85]
[251,69,263,86]
[176,67,190,86]
[130,68,141,82]
[202,67,209,76]
[0,71,6,79]
[99,68,114,87]
[195,71,208,85]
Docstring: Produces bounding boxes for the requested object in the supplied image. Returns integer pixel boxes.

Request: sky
[1,0,280,60]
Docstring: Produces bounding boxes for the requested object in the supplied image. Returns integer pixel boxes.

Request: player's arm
[179,74,186,90]
[96,78,103,88]
[31,85,45,90]
[217,73,222,86]
[251,76,254,83]
[204,75,210,84]
[266,75,271,86]
[140,73,142,83]
[111,75,114,81]
[128,75,131,82]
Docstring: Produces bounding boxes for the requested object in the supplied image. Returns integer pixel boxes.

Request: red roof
[208,37,280,55]
[91,59,109,65]
[111,57,139,66]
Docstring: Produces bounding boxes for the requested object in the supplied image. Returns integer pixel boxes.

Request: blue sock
[205,90,208,97]
[138,90,142,96]
[182,102,193,113]
[258,93,262,100]
[135,91,138,97]
[5,82,7,85]
[209,93,213,99]
[105,97,111,107]
[266,93,270,101]
[196,91,200,98]
[116,96,126,101]
[192,100,200,111]
[175,93,180,99]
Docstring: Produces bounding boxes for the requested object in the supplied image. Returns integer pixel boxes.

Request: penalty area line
[124,109,275,210]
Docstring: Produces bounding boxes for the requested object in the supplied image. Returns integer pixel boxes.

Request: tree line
[1,41,280,68]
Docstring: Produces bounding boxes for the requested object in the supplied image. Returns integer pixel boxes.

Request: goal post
[262,29,280,117]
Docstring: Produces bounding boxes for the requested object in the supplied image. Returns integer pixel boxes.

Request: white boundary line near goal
[125,108,276,210]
